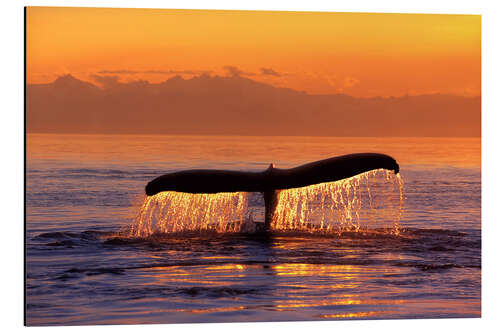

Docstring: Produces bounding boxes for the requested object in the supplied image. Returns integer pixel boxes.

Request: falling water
[129,169,404,237]
[271,170,404,234]
[128,192,249,237]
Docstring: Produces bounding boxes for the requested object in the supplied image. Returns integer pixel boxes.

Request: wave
[30,226,480,253]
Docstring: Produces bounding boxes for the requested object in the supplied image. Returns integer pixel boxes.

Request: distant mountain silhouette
[26,74,480,136]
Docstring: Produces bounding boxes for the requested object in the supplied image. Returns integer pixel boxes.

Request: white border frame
[4,1,498,332]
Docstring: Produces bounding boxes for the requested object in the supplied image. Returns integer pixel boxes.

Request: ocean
[25,134,481,325]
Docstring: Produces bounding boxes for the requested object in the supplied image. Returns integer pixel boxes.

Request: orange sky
[26,7,481,97]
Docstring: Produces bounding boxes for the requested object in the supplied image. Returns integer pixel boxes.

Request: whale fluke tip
[394,163,400,174]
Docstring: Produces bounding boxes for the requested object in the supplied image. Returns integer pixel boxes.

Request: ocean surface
[26,134,481,326]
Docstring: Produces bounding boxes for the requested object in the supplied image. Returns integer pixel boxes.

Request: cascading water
[271,170,404,235]
[128,192,249,237]
[129,169,404,237]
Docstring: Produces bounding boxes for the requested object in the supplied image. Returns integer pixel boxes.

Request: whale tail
[145,153,399,230]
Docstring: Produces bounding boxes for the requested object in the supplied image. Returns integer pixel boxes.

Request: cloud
[97,70,137,75]
[288,71,337,94]
[97,69,212,75]
[223,66,255,77]
[97,66,286,79]
[260,67,282,77]
[91,74,121,88]
[344,77,360,88]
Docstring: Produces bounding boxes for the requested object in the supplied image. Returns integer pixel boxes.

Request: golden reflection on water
[205,263,246,271]
[319,311,394,318]
[273,263,364,278]
[142,266,243,286]
[133,258,479,320]
[265,262,409,317]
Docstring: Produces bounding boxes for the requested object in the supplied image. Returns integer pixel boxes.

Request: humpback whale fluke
[145,153,399,230]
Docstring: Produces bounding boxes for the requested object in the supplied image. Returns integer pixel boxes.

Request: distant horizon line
[26,131,482,139]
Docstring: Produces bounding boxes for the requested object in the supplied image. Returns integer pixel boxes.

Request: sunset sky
[26,7,480,97]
